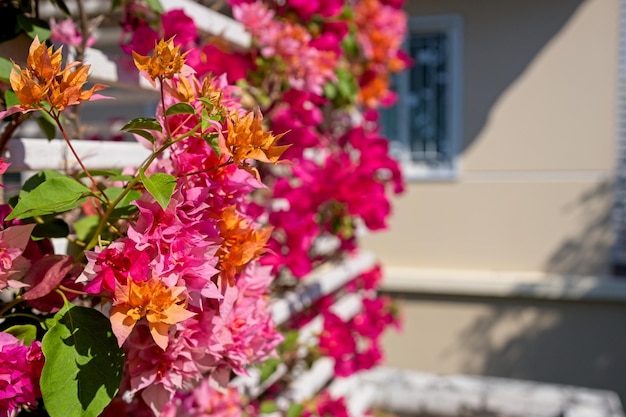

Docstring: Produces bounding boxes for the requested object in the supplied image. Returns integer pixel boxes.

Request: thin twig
[51,111,109,203]
[58,285,90,296]
[0,297,23,317]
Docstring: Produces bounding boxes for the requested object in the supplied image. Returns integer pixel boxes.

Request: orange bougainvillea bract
[0,36,107,119]
[132,38,190,87]
[110,278,196,350]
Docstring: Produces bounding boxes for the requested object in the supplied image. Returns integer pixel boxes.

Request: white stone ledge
[161,0,251,49]
[332,368,625,417]
[381,266,626,302]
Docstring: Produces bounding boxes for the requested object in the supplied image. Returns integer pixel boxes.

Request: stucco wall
[363,0,620,275]
[382,294,626,404]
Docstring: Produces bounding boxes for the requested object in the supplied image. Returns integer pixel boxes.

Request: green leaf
[108,174,135,183]
[17,15,51,41]
[258,358,281,383]
[341,32,360,58]
[0,57,14,83]
[4,90,19,108]
[42,301,70,331]
[36,115,57,140]
[4,324,37,345]
[102,186,127,202]
[198,97,214,111]
[336,68,357,101]
[259,401,279,414]
[140,172,176,210]
[121,117,162,133]
[105,187,141,218]
[323,82,337,100]
[77,169,122,179]
[165,102,195,116]
[32,218,69,239]
[203,134,221,157]
[20,170,64,197]
[125,129,155,144]
[73,215,100,242]
[286,403,304,417]
[201,108,211,132]
[7,177,92,220]
[146,0,164,12]
[41,305,125,417]
[279,330,300,354]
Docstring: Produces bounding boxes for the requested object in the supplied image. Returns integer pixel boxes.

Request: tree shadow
[542,180,614,276]
[441,294,626,406]
[408,0,587,154]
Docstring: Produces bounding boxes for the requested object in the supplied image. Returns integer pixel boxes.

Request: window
[381,14,463,180]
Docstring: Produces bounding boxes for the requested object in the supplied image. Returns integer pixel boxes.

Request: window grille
[381,15,463,180]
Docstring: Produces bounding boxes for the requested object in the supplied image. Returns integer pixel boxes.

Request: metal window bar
[409,32,449,166]
[380,31,451,170]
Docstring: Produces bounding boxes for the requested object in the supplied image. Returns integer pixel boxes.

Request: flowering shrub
[0,35,285,416]
[0,0,408,415]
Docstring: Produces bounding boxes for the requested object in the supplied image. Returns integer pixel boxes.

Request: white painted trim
[271,251,376,325]
[381,266,626,302]
[80,47,157,90]
[4,138,150,172]
[462,169,613,183]
[160,0,251,49]
[40,0,250,49]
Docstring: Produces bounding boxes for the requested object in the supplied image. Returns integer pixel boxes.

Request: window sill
[400,163,458,182]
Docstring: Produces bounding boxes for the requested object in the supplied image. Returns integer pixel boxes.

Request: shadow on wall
[543,179,614,276]
[446,294,626,405]
[447,0,587,153]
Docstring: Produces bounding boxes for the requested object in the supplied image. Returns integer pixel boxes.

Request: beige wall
[382,294,626,403]
[363,0,620,275]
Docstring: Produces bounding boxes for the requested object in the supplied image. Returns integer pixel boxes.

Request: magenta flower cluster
[0,0,409,413]
[0,333,43,416]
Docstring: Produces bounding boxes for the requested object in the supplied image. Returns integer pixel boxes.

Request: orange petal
[110,305,137,347]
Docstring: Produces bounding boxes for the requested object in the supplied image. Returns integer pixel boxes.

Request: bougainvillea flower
[0,224,36,290]
[0,333,44,416]
[50,17,96,48]
[121,21,159,56]
[133,38,191,87]
[80,240,152,295]
[162,379,244,417]
[161,10,198,48]
[223,110,289,177]
[303,391,350,417]
[319,311,356,358]
[110,278,196,350]
[0,37,108,118]
[217,205,272,285]
[0,159,9,189]
[286,0,344,20]
[187,43,253,83]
